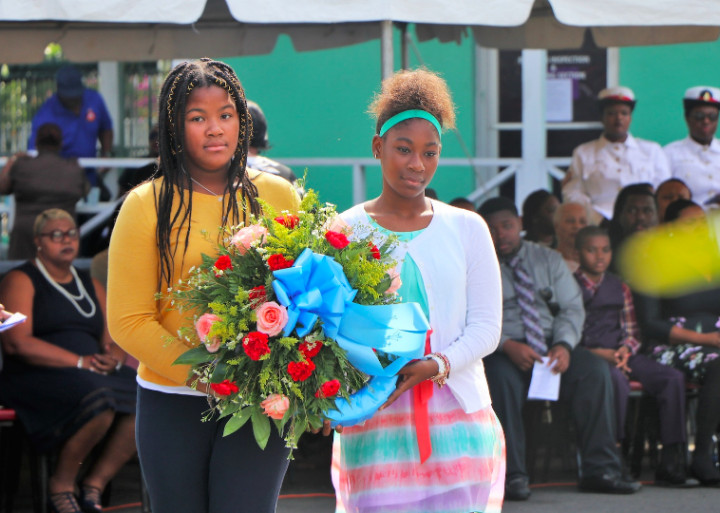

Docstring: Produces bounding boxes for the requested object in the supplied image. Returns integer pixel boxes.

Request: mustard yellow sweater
[107,171,300,387]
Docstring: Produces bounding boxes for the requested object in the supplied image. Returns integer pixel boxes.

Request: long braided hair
[154,58,260,287]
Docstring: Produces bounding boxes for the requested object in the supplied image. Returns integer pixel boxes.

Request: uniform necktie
[509,254,548,355]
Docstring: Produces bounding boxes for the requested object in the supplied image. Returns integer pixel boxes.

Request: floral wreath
[167,189,428,450]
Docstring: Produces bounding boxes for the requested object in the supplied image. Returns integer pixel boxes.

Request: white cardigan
[340,200,502,413]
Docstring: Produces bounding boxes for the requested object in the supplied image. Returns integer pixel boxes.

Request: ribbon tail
[413,381,433,464]
[414,330,434,464]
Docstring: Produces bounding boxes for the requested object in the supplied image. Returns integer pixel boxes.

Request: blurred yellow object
[618,212,720,296]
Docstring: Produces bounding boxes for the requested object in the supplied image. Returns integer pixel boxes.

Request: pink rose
[385,267,402,296]
[204,338,222,353]
[230,224,268,254]
[255,301,289,337]
[326,216,353,236]
[260,394,290,420]
[195,313,222,352]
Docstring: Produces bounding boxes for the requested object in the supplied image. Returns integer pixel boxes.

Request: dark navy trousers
[608,353,686,444]
[136,386,290,513]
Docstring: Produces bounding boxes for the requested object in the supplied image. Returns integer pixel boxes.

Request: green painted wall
[224,29,476,211]
[619,40,720,145]
[223,35,720,210]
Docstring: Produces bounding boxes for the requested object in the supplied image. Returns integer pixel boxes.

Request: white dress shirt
[664,136,720,205]
[563,134,671,220]
[340,200,502,413]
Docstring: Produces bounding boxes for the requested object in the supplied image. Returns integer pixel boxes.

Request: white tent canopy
[2,0,720,63]
[0,0,382,64]
[7,0,718,26]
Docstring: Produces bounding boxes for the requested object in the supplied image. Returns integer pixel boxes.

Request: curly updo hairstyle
[369,68,456,135]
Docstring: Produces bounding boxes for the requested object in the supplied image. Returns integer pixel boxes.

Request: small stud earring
[374,153,378,158]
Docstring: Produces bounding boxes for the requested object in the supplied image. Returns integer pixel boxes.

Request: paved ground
[5,434,720,513]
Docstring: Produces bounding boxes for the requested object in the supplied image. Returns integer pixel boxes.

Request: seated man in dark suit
[478,196,641,501]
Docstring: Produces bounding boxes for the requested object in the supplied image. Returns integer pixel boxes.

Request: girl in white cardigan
[330,68,506,513]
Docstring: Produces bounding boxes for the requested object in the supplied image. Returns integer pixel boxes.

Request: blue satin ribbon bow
[272,248,429,426]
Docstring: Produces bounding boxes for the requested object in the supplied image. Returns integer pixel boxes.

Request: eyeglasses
[40,229,79,242]
[690,112,719,122]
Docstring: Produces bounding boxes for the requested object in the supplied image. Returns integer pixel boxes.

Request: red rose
[242,331,271,361]
[267,253,295,271]
[368,242,381,260]
[274,214,299,229]
[248,285,266,308]
[315,379,341,398]
[299,339,323,359]
[249,286,266,300]
[214,255,233,276]
[325,231,350,249]
[287,359,316,382]
[210,379,239,396]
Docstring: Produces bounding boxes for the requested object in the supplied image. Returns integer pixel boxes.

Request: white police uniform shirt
[664,136,720,205]
[563,133,671,220]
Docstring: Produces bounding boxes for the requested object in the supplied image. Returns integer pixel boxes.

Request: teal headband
[378,109,442,139]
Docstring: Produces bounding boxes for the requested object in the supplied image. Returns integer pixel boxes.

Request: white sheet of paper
[0,312,27,332]
[527,356,561,401]
[546,78,573,122]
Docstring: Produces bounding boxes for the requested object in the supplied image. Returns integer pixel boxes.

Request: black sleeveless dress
[0,261,136,452]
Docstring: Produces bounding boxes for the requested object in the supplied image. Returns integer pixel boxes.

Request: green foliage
[223,407,252,437]
[173,346,216,366]
[251,408,271,449]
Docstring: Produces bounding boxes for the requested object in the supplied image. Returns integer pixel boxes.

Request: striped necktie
[509,254,548,356]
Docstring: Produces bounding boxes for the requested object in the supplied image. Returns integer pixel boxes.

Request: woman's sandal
[49,491,83,513]
[79,485,103,513]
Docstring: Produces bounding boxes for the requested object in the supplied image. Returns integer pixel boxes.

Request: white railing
[0,155,571,257]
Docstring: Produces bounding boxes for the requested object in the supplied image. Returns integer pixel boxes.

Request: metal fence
[0,63,98,154]
[120,61,171,156]
[0,61,169,157]
[0,61,169,257]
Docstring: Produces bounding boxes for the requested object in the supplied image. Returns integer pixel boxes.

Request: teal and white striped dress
[332,226,506,513]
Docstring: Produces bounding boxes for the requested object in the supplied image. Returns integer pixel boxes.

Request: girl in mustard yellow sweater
[107,58,299,513]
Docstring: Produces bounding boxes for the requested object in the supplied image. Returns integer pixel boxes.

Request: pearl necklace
[34,258,97,319]
[191,177,225,202]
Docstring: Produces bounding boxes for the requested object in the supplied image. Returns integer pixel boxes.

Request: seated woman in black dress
[633,199,720,485]
[0,209,137,513]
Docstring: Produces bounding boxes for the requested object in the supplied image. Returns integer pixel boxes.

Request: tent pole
[401,23,410,69]
[381,20,394,79]
[518,49,550,206]
[475,45,499,199]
